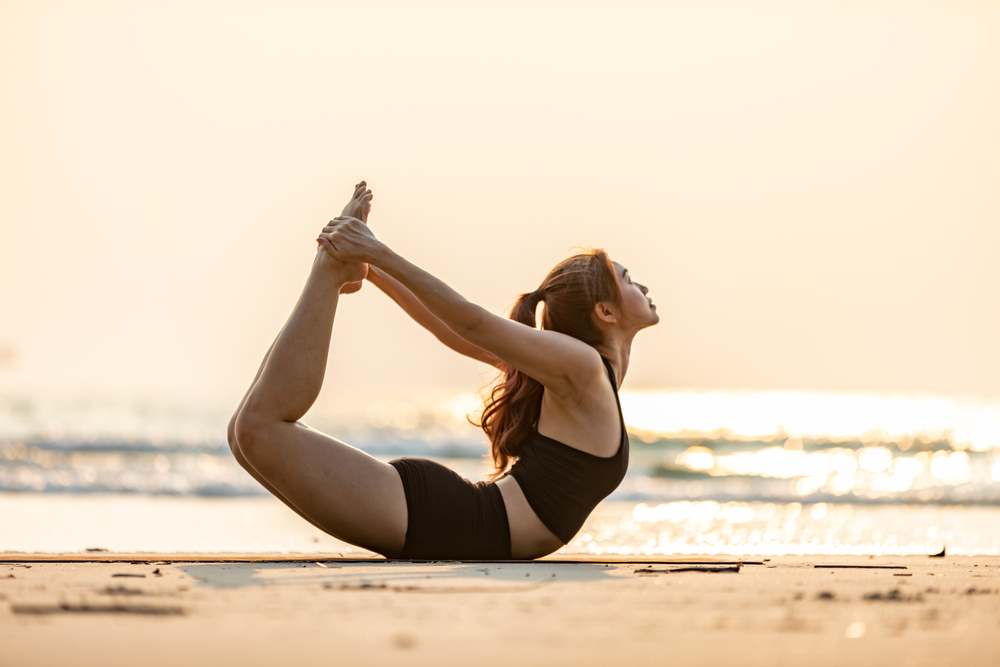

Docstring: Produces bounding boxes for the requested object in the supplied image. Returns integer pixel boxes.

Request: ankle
[312,247,353,285]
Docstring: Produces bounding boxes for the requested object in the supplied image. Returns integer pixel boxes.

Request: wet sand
[2,553,999,666]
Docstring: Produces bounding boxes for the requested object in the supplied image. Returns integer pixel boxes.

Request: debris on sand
[325,581,391,590]
[814,564,907,570]
[97,585,149,596]
[634,564,742,574]
[391,632,417,649]
[862,588,924,602]
[12,602,185,616]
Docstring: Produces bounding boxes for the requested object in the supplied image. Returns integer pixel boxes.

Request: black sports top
[502,354,630,544]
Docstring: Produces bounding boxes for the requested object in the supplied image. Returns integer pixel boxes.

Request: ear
[592,300,618,325]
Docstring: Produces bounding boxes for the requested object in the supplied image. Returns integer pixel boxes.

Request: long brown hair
[468,248,623,482]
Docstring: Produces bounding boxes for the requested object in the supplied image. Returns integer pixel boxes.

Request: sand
[2,553,999,666]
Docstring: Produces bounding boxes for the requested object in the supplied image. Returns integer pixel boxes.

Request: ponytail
[511,289,545,329]
[468,249,620,481]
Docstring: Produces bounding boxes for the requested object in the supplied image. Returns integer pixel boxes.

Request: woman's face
[612,260,659,330]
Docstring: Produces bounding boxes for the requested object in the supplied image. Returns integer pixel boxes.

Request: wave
[2,429,998,505]
[1,385,997,504]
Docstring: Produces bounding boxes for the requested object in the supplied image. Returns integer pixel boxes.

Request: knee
[227,412,241,457]
[232,409,270,459]
[228,408,265,466]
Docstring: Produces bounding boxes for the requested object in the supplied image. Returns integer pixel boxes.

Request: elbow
[456,322,477,342]
[458,305,486,339]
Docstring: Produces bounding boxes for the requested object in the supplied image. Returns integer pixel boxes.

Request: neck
[596,331,635,388]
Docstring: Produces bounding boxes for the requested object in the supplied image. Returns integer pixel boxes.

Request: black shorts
[381,457,512,560]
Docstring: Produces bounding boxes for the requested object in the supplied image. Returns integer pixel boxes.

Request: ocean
[2,386,999,555]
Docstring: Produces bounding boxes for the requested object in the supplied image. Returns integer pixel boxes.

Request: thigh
[238,419,407,556]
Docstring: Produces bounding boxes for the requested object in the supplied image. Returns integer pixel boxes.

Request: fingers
[320,213,373,244]
[321,219,354,233]
[317,236,339,257]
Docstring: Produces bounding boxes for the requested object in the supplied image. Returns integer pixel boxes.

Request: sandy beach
[2,553,999,666]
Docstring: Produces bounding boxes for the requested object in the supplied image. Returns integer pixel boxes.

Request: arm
[366,265,504,370]
[372,246,601,400]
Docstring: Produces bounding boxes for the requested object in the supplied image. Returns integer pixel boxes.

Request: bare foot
[335,181,374,293]
[341,180,373,222]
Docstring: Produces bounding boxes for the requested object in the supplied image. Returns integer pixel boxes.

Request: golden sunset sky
[2,0,997,416]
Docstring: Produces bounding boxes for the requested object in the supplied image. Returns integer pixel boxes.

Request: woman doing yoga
[227,181,660,560]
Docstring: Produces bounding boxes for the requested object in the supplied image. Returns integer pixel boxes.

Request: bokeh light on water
[2,386,999,554]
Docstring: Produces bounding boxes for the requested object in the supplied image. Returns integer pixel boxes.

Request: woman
[227,181,659,560]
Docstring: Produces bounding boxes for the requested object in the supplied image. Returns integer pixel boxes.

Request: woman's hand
[328,181,374,294]
[317,216,387,265]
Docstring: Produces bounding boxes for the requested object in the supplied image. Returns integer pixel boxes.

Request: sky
[1,0,998,417]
